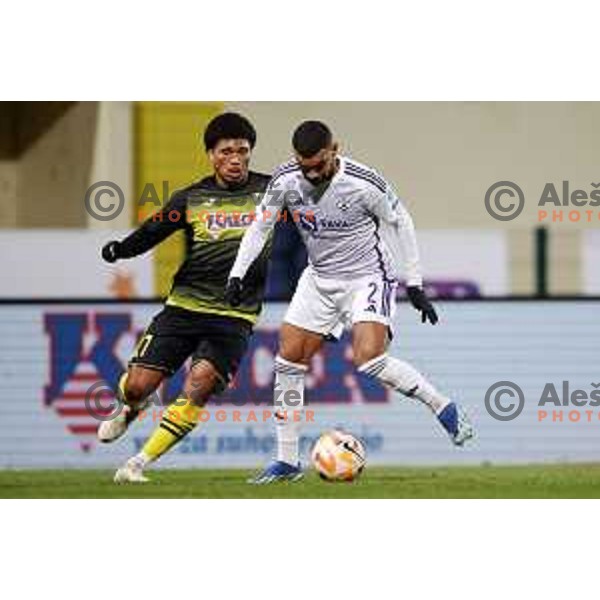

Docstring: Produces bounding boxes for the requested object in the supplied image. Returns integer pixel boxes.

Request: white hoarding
[583,230,600,295]
[0,229,507,300]
[0,231,154,298]
[0,300,598,469]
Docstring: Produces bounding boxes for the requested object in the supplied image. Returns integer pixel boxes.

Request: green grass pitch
[2,464,600,498]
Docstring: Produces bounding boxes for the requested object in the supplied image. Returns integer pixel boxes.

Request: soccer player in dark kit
[99,113,272,483]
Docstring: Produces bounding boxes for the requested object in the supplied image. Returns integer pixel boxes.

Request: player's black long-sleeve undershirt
[118,193,186,258]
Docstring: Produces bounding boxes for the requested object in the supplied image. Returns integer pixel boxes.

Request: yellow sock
[117,373,129,403]
[141,397,202,462]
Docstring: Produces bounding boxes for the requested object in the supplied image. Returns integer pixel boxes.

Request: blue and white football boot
[247,460,304,485]
[437,402,475,446]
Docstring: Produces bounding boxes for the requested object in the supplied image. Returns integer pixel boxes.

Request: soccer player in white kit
[226,121,474,483]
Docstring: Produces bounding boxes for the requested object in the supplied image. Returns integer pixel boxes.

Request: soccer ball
[311,430,366,482]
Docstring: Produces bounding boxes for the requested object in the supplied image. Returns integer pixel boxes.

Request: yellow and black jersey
[118,172,272,324]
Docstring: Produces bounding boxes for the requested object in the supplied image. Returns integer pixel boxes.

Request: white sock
[133,451,151,467]
[358,353,451,414]
[273,356,307,465]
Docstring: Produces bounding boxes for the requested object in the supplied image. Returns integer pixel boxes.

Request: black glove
[406,286,438,325]
[101,241,122,264]
[224,277,244,307]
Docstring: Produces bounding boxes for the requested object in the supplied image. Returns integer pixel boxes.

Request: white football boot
[114,456,150,484]
[437,402,475,446]
[452,405,475,446]
[97,403,139,443]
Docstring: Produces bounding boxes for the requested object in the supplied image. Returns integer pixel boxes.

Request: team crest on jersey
[336,198,351,211]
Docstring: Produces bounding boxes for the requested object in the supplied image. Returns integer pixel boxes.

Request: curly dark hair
[203,112,257,151]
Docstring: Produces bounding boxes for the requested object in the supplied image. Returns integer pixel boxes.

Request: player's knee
[184,361,221,406]
[278,343,307,366]
[278,324,320,366]
[352,323,388,369]
[124,369,162,405]
[278,326,300,361]
[278,339,305,365]
[353,346,383,369]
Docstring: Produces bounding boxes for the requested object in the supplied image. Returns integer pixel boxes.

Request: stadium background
[0,101,599,470]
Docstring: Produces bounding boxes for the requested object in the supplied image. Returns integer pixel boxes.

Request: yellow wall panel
[134,101,224,296]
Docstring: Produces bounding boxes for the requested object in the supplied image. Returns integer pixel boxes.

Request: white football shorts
[284,266,398,339]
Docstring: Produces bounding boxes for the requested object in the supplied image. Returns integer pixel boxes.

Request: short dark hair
[204,112,257,151]
[292,121,332,158]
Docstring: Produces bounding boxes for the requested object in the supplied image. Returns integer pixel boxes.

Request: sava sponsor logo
[298,212,351,234]
[318,218,350,229]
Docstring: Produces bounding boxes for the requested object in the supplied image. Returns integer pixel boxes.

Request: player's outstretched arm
[100,193,187,264]
[368,182,438,325]
[226,188,280,306]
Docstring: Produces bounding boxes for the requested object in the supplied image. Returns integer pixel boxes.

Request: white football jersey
[230,156,422,285]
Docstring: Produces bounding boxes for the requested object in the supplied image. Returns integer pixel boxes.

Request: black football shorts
[129,306,252,393]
